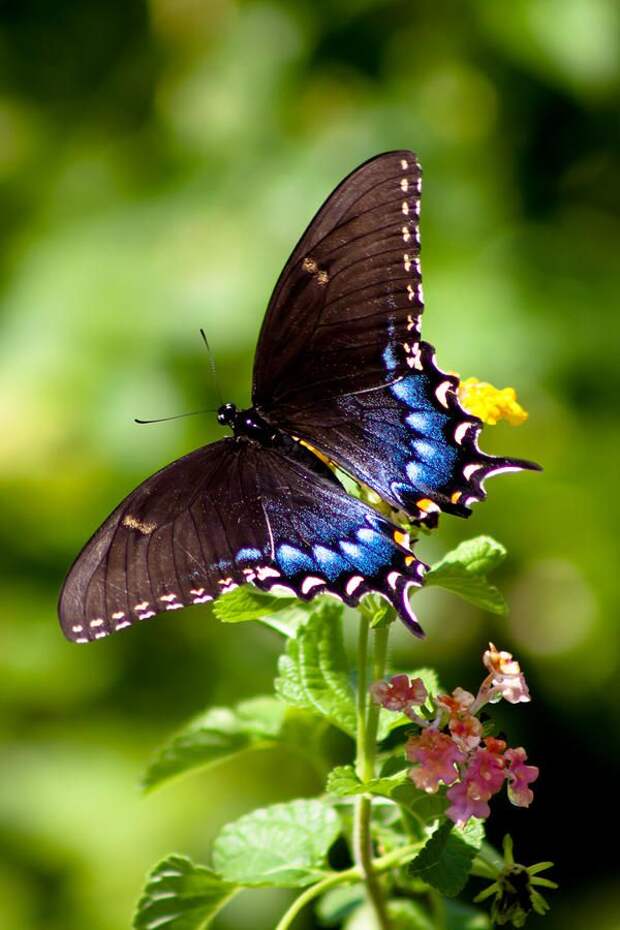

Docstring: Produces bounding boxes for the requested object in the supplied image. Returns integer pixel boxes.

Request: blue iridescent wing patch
[272,341,536,526]
[251,442,425,634]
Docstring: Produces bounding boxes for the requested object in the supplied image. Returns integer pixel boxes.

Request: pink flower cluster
[371,644,538,826]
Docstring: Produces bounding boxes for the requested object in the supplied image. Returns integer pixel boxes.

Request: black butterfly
[59,151,538,643]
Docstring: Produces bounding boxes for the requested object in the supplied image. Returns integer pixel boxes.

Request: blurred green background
[1,1,619,928]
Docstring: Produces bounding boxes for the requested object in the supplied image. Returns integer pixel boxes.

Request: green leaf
[387,899,436,930]
[143,697,325,791]
[444,899,492,930]
[133,854,236,930]
[425,536,508,615]
[274,601,355,735]
[142,696,286,791]
[326,764,408,798]
[212,798,341,887]
[409,819,485,896]
[214,584,310,634]
[344,900,434,930]
[316,884,365,926]
[390,780,448,826]
[359,594,397,629]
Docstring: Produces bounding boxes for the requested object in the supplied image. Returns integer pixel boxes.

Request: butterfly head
[217,402,237,427]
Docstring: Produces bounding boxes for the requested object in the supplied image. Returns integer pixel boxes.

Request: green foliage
[274,600,357,735]
[133,855,237,930]
[387,899,436,930]
[343,899,437,930]
[316,884,365,926]
[444,899,492,930]
[424,536,508,615]
[212,798,340,887]
[214,585,310,635]
[390,780,449,826]
[409,819,485,897]
[326,764,408,798]
[142,696,323,791]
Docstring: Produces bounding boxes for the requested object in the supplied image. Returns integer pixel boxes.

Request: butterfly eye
[217,403,236,425]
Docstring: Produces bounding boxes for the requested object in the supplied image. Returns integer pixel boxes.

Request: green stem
[353,618,392,930]
[275,842,423,930]
[355,616,370,781]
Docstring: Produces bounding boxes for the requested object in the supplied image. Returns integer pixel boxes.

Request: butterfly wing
[252,150,538,523]
[253,150,424,407]
[59,437,426,643]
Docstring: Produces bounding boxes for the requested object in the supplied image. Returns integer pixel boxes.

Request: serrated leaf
[133,854,236,930]
[213,584,310,634]
[409,819,484,896]
[143,697,324,791]
[425,536,508,615]
[326,765,408,798]
[274,601,355,735]
[212,798,340,887]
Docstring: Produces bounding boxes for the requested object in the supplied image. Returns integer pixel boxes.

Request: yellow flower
[458,377,528,426]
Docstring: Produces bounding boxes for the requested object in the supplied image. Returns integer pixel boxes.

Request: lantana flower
[505,748,539,808]
[370,674,427,716]
[372,644,538,826]
[458,377,528,426]
[478,642,531,707]
[405,728,464,792]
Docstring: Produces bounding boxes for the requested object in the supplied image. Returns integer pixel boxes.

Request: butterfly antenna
[200,328,224,407]
[134,409,216,425]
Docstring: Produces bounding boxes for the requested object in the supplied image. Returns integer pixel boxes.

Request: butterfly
[58,151,539,643]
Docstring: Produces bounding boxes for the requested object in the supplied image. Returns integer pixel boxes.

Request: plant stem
[353,617,392,929]
[355,615,370,781]
[275,842,423,930]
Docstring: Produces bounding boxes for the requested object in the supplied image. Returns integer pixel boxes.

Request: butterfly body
[59,151,539,643]
[216,403,277,445]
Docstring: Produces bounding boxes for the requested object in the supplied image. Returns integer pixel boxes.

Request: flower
[378,645,539,828]
[458,377,528,426]
[406,728,464,792]
[505,747,539,808]
[446,778,491,824]
[446,740,506,826]
[465,745,506,799]
[437,687,476,717]
[474,835,557,927]
[370,674,427,714]
[480,642,531,705]
[438,687,482,752]
[449,713,483,752]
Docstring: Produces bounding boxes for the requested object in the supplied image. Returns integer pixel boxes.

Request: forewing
[252,150,424,407]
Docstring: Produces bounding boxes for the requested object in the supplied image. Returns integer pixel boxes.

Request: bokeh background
[1,1,619,928]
